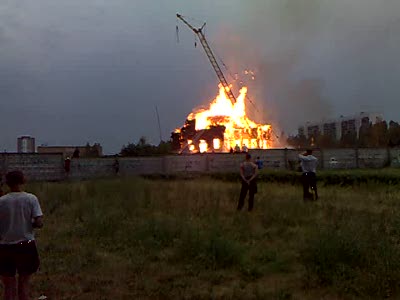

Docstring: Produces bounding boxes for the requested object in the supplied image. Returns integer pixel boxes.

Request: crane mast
[176,13,237,103]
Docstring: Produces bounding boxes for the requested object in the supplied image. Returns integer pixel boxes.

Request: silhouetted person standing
[237,153,258,211]
[299,149,318,201]
[64,157,71,178]
[0,171,43,300]
[72,148,80,158]
[255,156,263,170]
[113,158,119,175]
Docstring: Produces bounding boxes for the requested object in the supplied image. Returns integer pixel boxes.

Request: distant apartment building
[298,112,384,140]
[17,136,36,153]
[322,122,338,140]
[37,143,103,158]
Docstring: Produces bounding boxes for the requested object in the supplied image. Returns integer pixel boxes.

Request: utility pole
[155,105,163,143]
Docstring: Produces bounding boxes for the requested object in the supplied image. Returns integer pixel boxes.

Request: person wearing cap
[237,153,258,211]
[299,149,318,201]
[0,171,43,300]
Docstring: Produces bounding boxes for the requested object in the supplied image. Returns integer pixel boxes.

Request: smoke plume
[215,0,400,135]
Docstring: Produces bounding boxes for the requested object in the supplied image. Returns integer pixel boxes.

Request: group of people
[237,149,318,211]
[229,144,249,154]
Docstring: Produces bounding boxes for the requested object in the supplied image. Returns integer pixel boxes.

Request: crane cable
[176,18,180,43]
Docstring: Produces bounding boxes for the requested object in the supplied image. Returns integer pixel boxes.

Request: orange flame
[176,85,272,152]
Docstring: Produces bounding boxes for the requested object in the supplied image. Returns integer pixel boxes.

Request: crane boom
[176,13,237,103]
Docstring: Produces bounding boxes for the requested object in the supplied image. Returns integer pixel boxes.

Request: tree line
[120,136,172,156]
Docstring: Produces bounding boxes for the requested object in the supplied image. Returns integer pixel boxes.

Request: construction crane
[176,13,237,104]
[175,14,278,152]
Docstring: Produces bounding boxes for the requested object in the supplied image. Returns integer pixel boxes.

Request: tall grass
[302,208,400,298]
[16,176,400,299]
[209,168,400,186]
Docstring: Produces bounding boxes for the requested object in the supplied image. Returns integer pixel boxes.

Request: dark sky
[1,0,399,153]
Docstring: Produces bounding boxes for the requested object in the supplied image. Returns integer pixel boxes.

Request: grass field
[15,175,400,299]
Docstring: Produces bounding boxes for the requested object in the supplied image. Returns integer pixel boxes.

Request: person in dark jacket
[237,153,258,211]
[64,157,71,177]
[113,158,120,175]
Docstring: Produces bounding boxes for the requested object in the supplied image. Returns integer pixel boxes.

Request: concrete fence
[0,153,65,181]
[0,148,399,181]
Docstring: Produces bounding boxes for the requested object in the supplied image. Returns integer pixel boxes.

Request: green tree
[138,136,147,147]
[156,141,172,154]
[358,122,372,148]
[340,131,357,148]
[388,121,400,147]
[120,138,172,156]
[369,121,388,147]
[315,134,337,148]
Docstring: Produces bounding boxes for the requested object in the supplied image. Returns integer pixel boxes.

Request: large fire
[172,85,272,153]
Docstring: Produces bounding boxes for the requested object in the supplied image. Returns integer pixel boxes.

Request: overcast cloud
[1,0,399,153]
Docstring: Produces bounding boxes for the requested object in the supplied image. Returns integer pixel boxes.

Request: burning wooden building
[171,85,273,153]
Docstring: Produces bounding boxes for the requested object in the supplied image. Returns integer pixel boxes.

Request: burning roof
[172,85,273,153]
